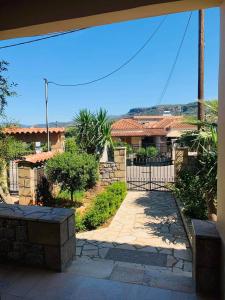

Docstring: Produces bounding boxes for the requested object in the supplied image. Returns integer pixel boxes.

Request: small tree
[46,152,98,201]
[0,61,17,115]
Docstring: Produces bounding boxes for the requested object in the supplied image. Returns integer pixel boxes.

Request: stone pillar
[18,162,36,205]
[174,147,188,179]
[114,147,126,182]
[192,220,221,297]
[0,160,9,194]
[218,2,225,298]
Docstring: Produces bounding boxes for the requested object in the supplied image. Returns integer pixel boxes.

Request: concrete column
[114,147,126,182]
[18,162,36,205]
[218,2,225,298]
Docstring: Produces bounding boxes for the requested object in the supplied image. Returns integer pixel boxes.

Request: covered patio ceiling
[0,0,221,40]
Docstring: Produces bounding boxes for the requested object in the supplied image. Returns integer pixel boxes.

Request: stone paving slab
[105,248,167,267]
[77,191,192,276]
[66,256,195,294]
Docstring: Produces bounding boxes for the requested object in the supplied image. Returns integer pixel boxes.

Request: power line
[0,28,87,50]
[157,12,193,106]
[48,16,168,87]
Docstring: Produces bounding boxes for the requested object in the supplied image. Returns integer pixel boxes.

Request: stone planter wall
[99,147,126,185]
[0,203,75,271]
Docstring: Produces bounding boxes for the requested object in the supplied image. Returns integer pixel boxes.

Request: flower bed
[76,181,127,232]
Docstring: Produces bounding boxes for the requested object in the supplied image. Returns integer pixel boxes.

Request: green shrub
[136,148,146,159]
[76,181,127,231]
[136,146,159,159]
[46,152,98,201]
[65,137,79,153]
[145,146,159,158]
[75,212,86,232]
[171,169,207,219]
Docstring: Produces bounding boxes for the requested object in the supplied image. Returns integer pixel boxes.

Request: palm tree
[74,108,113,158]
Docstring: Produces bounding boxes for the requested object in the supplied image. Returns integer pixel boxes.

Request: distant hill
[26,102,198,128]
[126,102,198,117]
[33,121,73,128]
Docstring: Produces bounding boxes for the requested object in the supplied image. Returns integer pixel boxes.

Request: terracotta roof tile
[168,121,197,129]
[111,115,195,137]
[18,151,58,164]
[4,127,65,135]
[144,129,167,136]
[111,119,143,130]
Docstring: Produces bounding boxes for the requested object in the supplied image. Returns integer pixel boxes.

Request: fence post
[18,161,36,205]
[174,147,189,179]
[114,147,126,182]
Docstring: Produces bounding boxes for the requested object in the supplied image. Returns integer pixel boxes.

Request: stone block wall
[0,203,75,271]
[99,162,119,185]
[18,162,36,205]
[99,147,126,185]
[174,147,188,179]
[113,147,126,181]
[174,147,198,180]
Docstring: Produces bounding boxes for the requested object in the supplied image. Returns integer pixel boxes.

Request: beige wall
[131,136,142,147]
[218,1,225,297]
[10,132,65,151]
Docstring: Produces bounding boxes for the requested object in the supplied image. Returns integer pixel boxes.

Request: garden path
[73,191,194,293]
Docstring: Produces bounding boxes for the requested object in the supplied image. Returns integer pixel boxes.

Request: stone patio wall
[0,203,75,271]
[99,147,126,185]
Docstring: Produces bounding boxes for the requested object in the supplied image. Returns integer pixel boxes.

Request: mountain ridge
[27,102,198,127]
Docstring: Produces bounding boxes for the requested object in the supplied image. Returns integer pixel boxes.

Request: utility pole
[198,9,205,124]
[44,78,50,151]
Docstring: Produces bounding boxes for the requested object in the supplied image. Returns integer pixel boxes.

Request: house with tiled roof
[4,127,65,152]
[111,116,196,151]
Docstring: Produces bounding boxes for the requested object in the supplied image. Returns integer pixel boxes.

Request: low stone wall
[99,162,119,185]
[0,203,75,271]
[99,147,126,185]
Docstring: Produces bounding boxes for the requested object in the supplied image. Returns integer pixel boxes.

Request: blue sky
[0,8,220,125]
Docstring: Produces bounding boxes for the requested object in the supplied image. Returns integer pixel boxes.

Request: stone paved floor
[77,191,192,275]
[0,263,207,300]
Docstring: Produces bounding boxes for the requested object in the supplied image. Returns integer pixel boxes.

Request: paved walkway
[77,191,192,275]
[74,191,195,294]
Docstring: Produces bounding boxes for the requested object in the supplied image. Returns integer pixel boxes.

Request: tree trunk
[70,190,74,202]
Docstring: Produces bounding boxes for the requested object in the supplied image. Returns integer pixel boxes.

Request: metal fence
[9,160,19,194]
[126,156,174,191]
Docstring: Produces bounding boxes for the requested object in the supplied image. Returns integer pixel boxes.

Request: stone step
[110,264,195,294]
[67,256,194,294]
